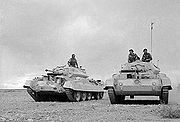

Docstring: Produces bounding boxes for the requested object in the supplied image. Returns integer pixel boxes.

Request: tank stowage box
[104,61,172,104]
[23,65,104,102]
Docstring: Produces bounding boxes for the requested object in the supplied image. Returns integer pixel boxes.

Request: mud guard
[104,78,114,90]
[159,73,172,90]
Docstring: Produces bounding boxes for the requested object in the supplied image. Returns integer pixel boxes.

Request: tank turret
[121,60,160,74]
[45,65,89,78]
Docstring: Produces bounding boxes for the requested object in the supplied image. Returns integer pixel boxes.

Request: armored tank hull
[104,61,172,104]
[23,66,104,102]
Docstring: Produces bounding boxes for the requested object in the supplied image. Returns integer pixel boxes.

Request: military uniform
[128,53,140,63]
[141,52,152,62]
[68,58,78,67]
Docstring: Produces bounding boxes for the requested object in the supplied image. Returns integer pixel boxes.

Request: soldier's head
[129,49,134,54]
[72,54,75,58]
[143,48,147,53]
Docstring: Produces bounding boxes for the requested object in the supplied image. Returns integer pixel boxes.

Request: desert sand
[0,89,180,122]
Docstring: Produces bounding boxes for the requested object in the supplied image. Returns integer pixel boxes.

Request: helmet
[129,49,134,52]
[143,48,147,52]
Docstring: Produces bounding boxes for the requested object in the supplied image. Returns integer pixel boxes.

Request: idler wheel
[81,92,87,101]
[73,91,81,102]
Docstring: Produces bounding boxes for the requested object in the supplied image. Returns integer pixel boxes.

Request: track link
[65,89,104,102]
[26,87,104,102]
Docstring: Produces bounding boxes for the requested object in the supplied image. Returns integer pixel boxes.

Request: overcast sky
[0,0,180,88]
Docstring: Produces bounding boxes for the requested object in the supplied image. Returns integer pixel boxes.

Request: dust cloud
[166,71,180,104]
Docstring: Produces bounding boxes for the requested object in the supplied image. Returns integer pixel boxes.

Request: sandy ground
[0,89,180,122]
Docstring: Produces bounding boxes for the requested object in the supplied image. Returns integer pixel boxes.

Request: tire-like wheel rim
[87,93,91,100]
[81,92,87,101]
[74,91,81,102]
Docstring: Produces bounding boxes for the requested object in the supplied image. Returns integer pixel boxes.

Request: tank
[104,60,172,104]
[23,65,104,102]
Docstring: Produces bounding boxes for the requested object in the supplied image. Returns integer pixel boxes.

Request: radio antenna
[150,22,154,54]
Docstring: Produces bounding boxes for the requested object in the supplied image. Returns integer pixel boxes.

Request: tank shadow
[118,100,160,105]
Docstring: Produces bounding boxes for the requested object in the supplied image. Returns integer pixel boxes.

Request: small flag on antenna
[151,22,154,30]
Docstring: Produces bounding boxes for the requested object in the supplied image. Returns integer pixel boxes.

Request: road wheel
[108,88,117,104]
[160,88,169,104]
[99,92,104,99]
[87,92,92,100]
[95,92,100,100]
[74,91,81,102]
[81,92,87,101]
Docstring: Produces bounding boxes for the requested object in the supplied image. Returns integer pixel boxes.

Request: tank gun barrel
[57,65,66,68]
[47,73,63,76]
[45,69,63,75]
[45,69,53,72]
[120,70,142,73]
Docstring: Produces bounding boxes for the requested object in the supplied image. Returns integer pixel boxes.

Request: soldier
[128,49,140,63]
[68,54,78,68]
[141,48,152,62]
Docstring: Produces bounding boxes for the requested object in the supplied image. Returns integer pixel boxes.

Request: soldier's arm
[145,54,152,62]
[128,55,131,63]
[141,56,143,61]
[136,54,140,60]
[146,54,152,62]
[149,53,152,60]
[76,62,78,68]
[134,54,139,60]
[68,59,71,66]
[141,55,145,62]
[75,59,78,68]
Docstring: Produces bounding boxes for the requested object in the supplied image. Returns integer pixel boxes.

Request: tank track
[108,88,125,104]
[108,88,117,104]
[27,87,39,102]
[26,87,69,102]
[65,88,104,102]
[26,87,104,102]
[159,87,169,104]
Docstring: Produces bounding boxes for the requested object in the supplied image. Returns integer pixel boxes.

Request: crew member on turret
[128,49,140,63]
[68,54,78,68]
[141,48,152,62]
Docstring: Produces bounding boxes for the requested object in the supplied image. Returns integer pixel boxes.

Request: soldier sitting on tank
[68,54,79,68]
[141,48,152,62]
[128,49,140,63]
